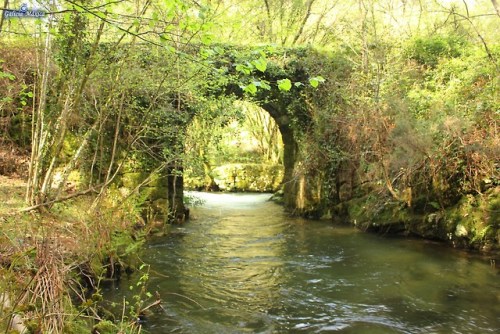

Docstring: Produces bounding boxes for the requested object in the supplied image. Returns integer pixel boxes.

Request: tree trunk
[491,0,500,18]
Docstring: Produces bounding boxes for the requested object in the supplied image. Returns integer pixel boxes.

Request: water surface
[107,192,499,333]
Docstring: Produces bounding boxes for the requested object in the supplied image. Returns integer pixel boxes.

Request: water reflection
[149,192,290,332]
[178,212,287,312]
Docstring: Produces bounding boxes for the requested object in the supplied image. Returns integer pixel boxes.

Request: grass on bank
[0,175,160,334]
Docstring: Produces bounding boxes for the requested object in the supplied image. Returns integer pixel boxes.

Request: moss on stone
[343,186,499,251]
[441,187,499,250]
[345,194,410,233]
[92,320,119,334]
[214,163,284,192]
[185,163,284,192]
[121,172,147,189]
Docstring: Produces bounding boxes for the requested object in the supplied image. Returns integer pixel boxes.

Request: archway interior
[184,100,284,192]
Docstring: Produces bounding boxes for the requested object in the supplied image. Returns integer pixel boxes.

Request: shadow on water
[105,192,500,334]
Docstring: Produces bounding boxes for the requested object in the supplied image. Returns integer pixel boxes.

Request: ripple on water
[104,192,500,334]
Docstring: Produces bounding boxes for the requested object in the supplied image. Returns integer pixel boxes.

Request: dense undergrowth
[0,176,162,333]
[300,38,499,251]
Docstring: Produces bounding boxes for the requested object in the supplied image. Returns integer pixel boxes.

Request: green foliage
[277,78,292,91]
[253,57,268,72]
[242,82,258,94]
[92,320,119,334]
[308,76,325,88]
[0,67,16,81]
[55,10,90,74]
[405,35,469,67]
[0,46,36,147]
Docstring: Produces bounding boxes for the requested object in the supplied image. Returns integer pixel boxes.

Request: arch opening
[183,100,285,194]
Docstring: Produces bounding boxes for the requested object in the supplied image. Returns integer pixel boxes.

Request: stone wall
[186,163,284,192]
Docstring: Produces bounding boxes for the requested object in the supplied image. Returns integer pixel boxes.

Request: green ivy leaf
[259,80,271,90]
[252,57,267,72]
[236,64,252,75]
[63,12,71,23]
[95,11,107,19]
[242,83,257,95]
[429,201,440,209]
[309,76,326,88]
[277,79,292,91]
[0,71,15,81]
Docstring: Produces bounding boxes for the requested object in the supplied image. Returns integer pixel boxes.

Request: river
[106,192,499,333]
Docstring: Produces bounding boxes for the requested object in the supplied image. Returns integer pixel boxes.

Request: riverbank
[0,175,158,333]
[338,185,499,255]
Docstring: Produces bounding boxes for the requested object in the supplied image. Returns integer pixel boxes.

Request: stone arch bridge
[129,45,338,221]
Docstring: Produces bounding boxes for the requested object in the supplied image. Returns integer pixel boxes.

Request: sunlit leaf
[0,72,15,81]
[252,57,267,72]
[277,79,292,91]
[74,5,84,13]
[259,80,271,90]
[243,83,257,95]
[63,12,71,23]
[95,11,107,19]
[201,33,213,45]
[236,64,251,75]
[309,76,326,88]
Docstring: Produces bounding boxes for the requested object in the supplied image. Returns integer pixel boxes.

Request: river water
[106,192,499,333]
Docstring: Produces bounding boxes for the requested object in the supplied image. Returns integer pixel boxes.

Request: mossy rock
[149,173,169,188]
[121,172,147,188]
[212,163,284,192]
[140,186,168,200]
[63,318,90,334]
[152,198,169,216]
[92,320,119,334]
[441,186,499,250]
[345,194,410,233]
